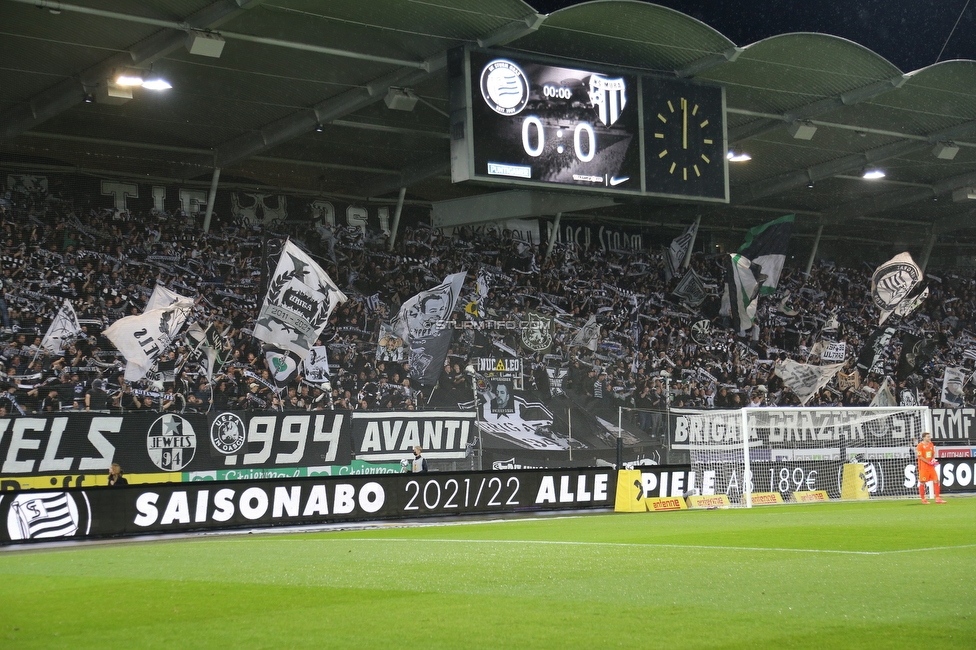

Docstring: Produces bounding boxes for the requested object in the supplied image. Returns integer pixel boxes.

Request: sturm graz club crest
[872,257,920,311]
[210,412,246,455]
[147,413,197,471]
[480,59,529,116]
[5,491,91,541]
[691,319,712,345]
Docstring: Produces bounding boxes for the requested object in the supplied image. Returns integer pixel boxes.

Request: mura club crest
[210,412,246,455]
[588,74,627,126]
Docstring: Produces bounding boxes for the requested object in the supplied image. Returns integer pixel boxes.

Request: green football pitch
[2,497,975,649]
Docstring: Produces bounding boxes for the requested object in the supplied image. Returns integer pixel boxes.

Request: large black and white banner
[0,412,353,480]
[0,467,617,544]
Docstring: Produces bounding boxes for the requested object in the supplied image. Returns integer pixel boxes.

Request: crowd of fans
[0,182,974,420]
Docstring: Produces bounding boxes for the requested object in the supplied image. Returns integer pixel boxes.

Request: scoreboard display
[449,47,728,202]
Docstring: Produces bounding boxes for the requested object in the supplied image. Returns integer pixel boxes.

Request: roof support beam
[822,169,976,225]
[214,13,545,168]
[0,0,259,141]
[364,154,450,199]
[727,74,907,143]
[676,46,743,78]
[732,119,976,204]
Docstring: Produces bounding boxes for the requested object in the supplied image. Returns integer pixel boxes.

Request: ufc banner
[0,411,352,479]
[0,468,616,544]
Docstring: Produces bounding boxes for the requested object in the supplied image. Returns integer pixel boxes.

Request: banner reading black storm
[0,467,618,544]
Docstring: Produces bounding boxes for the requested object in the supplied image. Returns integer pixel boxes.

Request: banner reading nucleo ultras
[0,467,616,544]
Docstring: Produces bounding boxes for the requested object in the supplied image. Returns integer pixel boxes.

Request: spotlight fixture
[727,150,751,162]
[315,123,324,132]
[83,93,94,103]
[185,30,226,58]
[384,87,419,112]
[862,169,886,180]
[115,72,144,87]
[933,141,960,160]
[807,180,815,189]
[788,120,818,140]
[141,77,172,91]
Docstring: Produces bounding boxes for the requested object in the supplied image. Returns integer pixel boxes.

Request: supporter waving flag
[871,252,923,325]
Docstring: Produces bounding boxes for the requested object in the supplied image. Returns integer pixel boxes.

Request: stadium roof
[3,0,976,266]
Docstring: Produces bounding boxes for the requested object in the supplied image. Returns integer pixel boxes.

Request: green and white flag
[738,214,794,294]
[720,253,764,334]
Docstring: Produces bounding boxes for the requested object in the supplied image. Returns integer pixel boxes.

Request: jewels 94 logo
[147,414,197,472]
[211,413,247,455]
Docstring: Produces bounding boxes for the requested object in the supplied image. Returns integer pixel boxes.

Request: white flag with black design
[254,240,347,358]
[570,314,600,351]
[266,348,300,385]
[774,359,843,405]
[870,376,897,407]
[665,221,698,279]
[144,284,191,313]
[942,366,967,407]
[393,271,466,385]
[41,299,82,354]
[104,298,194,381]
[872,252,923,325]
[302,345,331,384]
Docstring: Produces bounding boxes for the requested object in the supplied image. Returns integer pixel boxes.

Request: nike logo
[609,176,629,186]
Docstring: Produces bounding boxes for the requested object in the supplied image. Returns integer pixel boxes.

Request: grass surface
[2,498,976,649]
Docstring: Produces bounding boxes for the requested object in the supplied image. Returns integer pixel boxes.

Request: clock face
[643,77,728,201]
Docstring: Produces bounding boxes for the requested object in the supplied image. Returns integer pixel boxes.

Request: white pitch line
[234,536,888,555]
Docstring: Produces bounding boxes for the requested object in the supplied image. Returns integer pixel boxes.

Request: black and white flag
[720,253,764,334]
[738,214,794,294]
[896,333,939,382]
[104,297,194,381]
[856,325,897,374]
[41,299,82,354]
[774,359,843,405]
[664,221,698,279]
[393,271,466,386]
[872,252,923,325]
[254,240,347,358]
[303,345,331,384]
[942,367,967,407]
[570,314,600,351]
[672,269,707,308]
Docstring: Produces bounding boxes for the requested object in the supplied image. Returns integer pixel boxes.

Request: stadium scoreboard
[448,47,729,202]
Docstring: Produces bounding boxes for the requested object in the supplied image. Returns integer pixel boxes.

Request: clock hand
[682,97,687,150]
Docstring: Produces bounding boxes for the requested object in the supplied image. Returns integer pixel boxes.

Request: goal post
[671,406,932,506]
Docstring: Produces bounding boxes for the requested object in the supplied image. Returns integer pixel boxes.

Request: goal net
[671,406,931,506]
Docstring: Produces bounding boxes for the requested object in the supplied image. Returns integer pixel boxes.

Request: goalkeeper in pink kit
[916,432,946,504]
